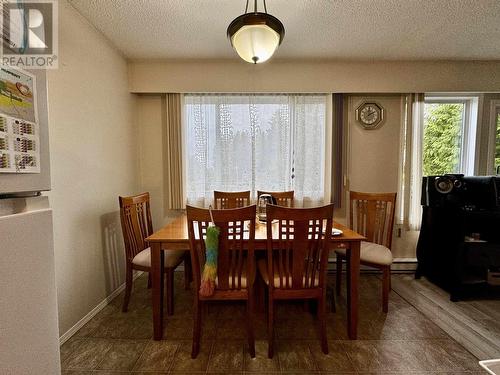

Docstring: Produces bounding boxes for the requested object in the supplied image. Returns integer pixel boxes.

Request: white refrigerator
[0,69,61,374]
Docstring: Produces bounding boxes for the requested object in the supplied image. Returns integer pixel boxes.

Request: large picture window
[183,94,328,206]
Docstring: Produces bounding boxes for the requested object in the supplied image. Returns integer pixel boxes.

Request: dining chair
[257,190,294,207]
[335,191,397,313]
[258,203,334,357]
[119,192,188,314]
[213,190,251,209]
[255,190,295,310]
[186,204,257,359]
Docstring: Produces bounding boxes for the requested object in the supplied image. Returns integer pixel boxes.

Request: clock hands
[357,103,383,128]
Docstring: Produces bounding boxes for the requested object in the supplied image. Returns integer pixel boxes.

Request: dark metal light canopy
[227,0,285,64]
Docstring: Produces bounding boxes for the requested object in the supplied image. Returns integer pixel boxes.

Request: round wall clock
[355,102,385,129]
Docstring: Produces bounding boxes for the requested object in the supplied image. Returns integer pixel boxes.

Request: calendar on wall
[0,67,40,173]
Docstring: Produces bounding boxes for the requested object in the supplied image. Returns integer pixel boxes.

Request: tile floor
[61,273,488,374]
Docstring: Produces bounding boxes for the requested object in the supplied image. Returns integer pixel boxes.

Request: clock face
[356,102,384,129]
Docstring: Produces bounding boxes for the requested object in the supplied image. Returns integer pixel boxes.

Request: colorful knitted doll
[199,223,220,297]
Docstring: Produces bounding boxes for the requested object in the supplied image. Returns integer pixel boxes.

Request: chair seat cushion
[215,259,254,289]
[132,247,185,268]
[335,241,392,266]
[257,259,319,288]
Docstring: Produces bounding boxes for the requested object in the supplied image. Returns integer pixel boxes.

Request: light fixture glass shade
[231,24,280,64]
[227,11,285,64]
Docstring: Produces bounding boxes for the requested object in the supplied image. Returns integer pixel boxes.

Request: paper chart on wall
[0,67,40,173]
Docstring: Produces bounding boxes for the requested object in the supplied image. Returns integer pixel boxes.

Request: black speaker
[417,175,500,301]
[421,174,499,209]
[421,174,465,207]
[461,176,498,209]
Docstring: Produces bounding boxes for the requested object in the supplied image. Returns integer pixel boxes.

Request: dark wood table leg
[347,241,360,340]
[151,242,164,340]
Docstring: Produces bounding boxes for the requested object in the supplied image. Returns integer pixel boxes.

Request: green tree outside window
[423,103,464,176]
[495,113,500,170]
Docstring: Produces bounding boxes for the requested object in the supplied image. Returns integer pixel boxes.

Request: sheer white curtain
[401,93,425,231]
[184,94,327,207]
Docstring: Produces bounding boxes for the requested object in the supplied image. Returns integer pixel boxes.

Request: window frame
[404,94,479,231]
[423,94,479,176]
[487,99,500,175]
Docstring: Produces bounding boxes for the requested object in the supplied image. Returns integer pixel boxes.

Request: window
[495,107,500,173]
[402,94,478,230]
[183,94,329,206]
[423,96,478,176]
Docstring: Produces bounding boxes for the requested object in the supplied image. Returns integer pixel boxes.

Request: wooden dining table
[146,213,366,341]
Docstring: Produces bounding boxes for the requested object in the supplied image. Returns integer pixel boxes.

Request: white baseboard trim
[59,271,144,346]
[393,257,418,263]
[327,257,417,272]
[391,259,418,272]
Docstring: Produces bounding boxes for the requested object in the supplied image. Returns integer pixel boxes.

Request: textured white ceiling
[68,0,500,61]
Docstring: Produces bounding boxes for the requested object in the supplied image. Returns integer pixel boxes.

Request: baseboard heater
[327,257,417,272]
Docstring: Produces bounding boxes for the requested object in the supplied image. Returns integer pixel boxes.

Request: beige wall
[129,60,500,93]
[347,95,403,192]
[344,95,417,259]
[47,0,140,336]
[136,95,165,228]
[135,95,183,228]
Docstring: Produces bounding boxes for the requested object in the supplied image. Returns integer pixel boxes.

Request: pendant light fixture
[227,0,285,64]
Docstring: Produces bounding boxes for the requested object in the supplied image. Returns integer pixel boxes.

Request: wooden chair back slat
[214,190,251,209]
[187,205,256,293]
[349,191,397,249]
[119,192,153,261]
[265,204,334,290]
[257,190,294,207]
